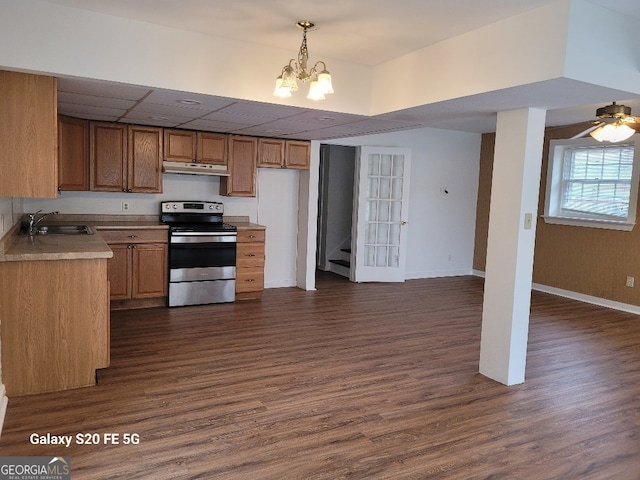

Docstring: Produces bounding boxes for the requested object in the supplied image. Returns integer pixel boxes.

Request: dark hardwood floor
[2,272,640,479]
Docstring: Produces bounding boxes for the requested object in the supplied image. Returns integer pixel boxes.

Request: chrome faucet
[27,210,59,235]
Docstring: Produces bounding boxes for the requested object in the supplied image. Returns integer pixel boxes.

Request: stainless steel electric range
[160,201,237,307]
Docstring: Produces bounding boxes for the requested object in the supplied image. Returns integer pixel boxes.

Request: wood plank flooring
[2,272,640,479]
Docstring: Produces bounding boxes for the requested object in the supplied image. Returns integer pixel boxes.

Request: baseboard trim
[0,383,7,437]
[406,268,474,280]
[472,270,640,316]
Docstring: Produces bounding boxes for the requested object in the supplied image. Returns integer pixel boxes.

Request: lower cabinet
[0,258,110,396]
[99,228,168,309]
[236,228,265,300]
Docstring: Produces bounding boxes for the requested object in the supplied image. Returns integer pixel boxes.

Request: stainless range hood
[162,161,229,176]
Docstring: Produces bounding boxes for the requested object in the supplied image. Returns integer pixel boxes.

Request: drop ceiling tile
[142,89,237,111]
[123,110,195,127]
[58,91,137,110]
[177,118,251,132]
[58,102,128,120]
[217,101,307,119]
[57,76,151,100]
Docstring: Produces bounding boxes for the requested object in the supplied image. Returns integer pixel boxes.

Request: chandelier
[273,21,334,101]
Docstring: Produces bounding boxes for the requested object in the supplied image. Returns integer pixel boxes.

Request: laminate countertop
[0,214,264,262]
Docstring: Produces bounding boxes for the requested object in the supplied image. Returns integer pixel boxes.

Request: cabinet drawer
[237,229,265,243]
[236,268,264,292]
[236,243,265,267]
[98,228,168,244]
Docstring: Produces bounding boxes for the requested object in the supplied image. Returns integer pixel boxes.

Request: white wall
[323,127,481,279]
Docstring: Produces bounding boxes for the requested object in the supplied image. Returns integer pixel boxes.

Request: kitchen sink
[20,224,94,235]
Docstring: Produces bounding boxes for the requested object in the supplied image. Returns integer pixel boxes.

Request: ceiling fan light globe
[590,123,635,142]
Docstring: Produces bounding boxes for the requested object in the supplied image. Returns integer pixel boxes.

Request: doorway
[316,144,357,279]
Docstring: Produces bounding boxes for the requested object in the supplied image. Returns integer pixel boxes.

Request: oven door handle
[170,234,237,244]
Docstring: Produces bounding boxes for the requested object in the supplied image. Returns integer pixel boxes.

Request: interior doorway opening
[316,144,357,279]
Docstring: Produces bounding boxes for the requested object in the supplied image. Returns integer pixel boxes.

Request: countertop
[0,214,264,262]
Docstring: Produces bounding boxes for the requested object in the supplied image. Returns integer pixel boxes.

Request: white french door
[351,146,411,283]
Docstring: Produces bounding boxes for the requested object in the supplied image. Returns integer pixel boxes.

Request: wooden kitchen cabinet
[257,138,310,170]
[90,122,127,191]
[236,228,266,300]
[197,132,227,165]
[164,129,228,166]
[222,135,257,197]
[0,70,58,198]
[257,138,285,168]
[100,228,168,309]
[128,125,163,193]
[285,140,311,169]
[58,115,89,191]
[0,258,110,396]
[90,122,163,193]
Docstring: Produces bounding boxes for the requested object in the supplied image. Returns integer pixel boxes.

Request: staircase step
[329,259,351,268]
[341,248,352,253]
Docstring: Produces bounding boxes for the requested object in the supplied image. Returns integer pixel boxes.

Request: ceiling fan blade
[570,122,605,139]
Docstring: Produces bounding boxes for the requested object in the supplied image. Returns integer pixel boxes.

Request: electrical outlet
[524,213,533,230]
[122,202,130,212]
[626,276,634,288]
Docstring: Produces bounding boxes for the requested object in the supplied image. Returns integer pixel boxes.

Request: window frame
[543,135,640,231]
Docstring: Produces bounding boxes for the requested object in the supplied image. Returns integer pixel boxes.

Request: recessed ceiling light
[178,99,202,105]
[318,116,336,121]
[150,116,170,121]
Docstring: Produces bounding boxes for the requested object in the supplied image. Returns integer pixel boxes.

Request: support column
[479,108,546,386]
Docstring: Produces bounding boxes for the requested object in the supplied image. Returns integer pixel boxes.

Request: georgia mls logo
[0,456,71,480]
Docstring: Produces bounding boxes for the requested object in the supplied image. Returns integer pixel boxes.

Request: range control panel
[161,201,224,214]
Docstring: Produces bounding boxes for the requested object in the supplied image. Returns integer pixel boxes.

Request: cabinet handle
[128,235,138,238]
[246,279,255,282]
[246,253,256,257]
[248,235,256,239]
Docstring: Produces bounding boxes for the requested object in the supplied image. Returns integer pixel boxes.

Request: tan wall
[473,124,640,307]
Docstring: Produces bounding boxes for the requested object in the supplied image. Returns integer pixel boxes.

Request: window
[544,136,640,230]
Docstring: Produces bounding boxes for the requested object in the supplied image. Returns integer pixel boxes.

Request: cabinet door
[0,71,58,198]
[90,122,127,192]
[164,129,196,163]
[132,243,168,298]
[107,244,132,300]
[197,132,227,165]
[285,140,311,170]
[128,125,163,193]
[258,138,285,168]
[223,136,257,197]
[58,115,88,191]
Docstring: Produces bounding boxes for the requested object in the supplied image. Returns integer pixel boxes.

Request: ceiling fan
[573,102,640,142]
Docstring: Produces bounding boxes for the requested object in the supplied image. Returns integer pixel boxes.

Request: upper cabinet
[222,136,257,197]
[128,125,163,193]
[0,71,58,198]
[164,129,196,163]
[257,138,310,170]
[90,122,128,192]
[257,138,285,168]
[164,129,228,167]
[285,140,311,170]
[197,132,227,166]
[58,115,89,192]
[90,122,162,193]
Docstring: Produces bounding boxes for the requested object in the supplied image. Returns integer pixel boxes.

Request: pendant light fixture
[273,21,334,101]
